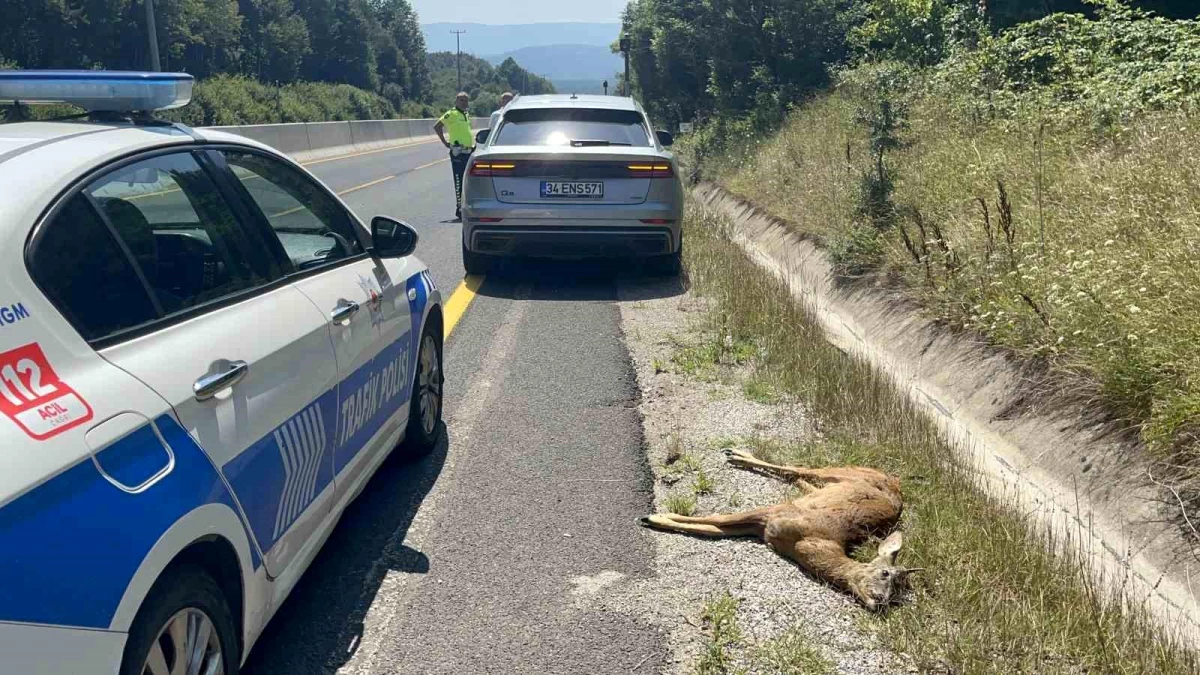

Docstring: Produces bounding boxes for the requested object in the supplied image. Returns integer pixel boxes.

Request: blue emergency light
[0,71,193,112]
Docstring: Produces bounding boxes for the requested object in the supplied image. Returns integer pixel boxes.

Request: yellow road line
[411,157,449,172]
[443,275,484,339]
[336,174,397,197]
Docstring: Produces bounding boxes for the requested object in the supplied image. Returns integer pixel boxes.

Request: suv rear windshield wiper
[570,139,633,147]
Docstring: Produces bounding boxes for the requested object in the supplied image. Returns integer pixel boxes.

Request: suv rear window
[494,108,651,147]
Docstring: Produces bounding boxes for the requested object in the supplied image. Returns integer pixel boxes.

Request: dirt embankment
[692,182,1200,645]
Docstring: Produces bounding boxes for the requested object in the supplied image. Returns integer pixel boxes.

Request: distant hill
[422,22,620,55]
[485,44,622,88]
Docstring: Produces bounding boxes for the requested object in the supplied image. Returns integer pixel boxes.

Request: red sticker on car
[0,343,93,440]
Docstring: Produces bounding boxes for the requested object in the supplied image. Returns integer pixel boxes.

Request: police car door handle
[331,301,360,325]
[193,361,249,402]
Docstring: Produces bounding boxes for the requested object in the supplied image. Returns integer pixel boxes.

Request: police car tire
[401,321,443,456]
[119,564,239,675]
[462,243,492,275]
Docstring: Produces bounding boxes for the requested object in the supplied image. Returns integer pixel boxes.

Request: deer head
[851,532,916,611]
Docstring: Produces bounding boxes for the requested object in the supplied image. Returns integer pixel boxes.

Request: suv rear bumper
[466,224,677,259]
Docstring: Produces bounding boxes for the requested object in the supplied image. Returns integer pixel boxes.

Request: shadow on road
[474,257,689,302]
[241,424,450,674]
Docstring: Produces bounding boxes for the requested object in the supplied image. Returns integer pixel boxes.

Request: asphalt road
[239,140,678,674]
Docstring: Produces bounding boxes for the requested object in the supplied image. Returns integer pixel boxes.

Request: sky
[410,0,628,25]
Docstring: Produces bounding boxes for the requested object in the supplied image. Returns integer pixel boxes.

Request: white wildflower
[1128,305,1142,314]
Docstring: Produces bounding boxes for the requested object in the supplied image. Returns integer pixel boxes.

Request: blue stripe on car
[0,414,243,628]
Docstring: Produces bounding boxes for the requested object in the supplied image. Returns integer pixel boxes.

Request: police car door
[85,150,341,579]
[216,150,415,503]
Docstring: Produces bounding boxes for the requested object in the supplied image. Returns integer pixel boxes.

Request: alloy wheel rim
[418,334,442,435]
[142,607,223,675]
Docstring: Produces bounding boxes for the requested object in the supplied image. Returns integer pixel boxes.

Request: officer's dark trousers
[450,150,472,217]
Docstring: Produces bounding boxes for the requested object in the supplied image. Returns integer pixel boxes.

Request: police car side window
[81,152,279,318]
[28,194,160,342]
[221,152,364,272]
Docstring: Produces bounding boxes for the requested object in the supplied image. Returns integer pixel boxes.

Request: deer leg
[725,449,819,492]
[639,507,770,538]
[785,537,864,599]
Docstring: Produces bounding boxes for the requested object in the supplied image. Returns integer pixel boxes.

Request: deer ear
[876,532,904,564]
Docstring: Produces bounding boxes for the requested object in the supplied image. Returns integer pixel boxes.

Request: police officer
[434,91,475,221]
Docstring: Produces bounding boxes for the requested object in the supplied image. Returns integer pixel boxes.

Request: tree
[158,0,244,77]
[239,0,311,82]
[370,0,430,101]
[298,0,378,90]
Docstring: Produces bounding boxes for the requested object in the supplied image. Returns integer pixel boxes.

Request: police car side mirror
[370,216,419,258]
[656,130,674,147]
[475,129,490,145]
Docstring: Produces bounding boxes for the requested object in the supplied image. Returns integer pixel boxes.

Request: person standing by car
[489,91,514,133]
[434,91,476,221]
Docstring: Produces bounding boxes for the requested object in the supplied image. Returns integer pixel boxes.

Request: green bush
[931,1,1200,127]
[167,75,405,126]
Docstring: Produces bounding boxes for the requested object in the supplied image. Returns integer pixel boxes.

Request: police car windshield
[493,108,651,147]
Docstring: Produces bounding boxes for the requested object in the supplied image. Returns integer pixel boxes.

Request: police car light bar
[0,71,193,112]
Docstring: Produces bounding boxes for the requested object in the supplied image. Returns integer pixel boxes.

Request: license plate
[540,181,604,199]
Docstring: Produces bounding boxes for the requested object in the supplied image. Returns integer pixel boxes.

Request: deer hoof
[638,515,654,528]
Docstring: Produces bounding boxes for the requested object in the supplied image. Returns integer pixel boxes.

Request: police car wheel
[120,565,239,675]
[403,323,443,455]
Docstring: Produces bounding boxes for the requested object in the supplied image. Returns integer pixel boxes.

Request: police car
[0,71,444,674]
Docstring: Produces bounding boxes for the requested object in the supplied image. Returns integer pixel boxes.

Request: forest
[1,0,553,122]
[621,0,1199,128]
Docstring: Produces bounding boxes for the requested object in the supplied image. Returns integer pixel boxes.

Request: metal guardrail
[203,117,489,160]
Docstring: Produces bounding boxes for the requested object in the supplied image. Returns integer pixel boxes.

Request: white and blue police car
[0,71,444,674]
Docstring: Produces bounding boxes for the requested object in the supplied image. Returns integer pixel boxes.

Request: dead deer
[640,448,918,610]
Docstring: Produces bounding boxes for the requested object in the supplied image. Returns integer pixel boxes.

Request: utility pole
[451,30,467,92]
[145,0,162,71]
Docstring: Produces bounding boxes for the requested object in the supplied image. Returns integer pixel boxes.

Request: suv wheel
[462,242,492,276]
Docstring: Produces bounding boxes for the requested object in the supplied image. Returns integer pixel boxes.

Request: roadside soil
[607,275,908,674]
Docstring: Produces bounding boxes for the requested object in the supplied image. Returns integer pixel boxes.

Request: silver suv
[461,95,684,275]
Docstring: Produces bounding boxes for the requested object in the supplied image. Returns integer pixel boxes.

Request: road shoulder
[612,276,905,674]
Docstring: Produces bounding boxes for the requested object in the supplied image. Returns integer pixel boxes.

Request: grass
[672,332,758,381]
[693,468,716,495]
[752,628,835,675]
[681,196,1199,674]
[667,491,698,517]
[743,377,780,405]
[718,88,1200,477]
[666,431,686,465]
[694,593,834,675]
[697,593,743,675]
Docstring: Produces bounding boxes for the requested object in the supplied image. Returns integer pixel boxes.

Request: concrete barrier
[201,116,488,163]
[302,121,353,159]
[349,120,389,151]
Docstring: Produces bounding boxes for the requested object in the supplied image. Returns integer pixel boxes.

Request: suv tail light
[470,160,516,177]
[627,163,674,178]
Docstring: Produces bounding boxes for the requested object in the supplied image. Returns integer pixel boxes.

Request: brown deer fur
[640,449,914,610]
